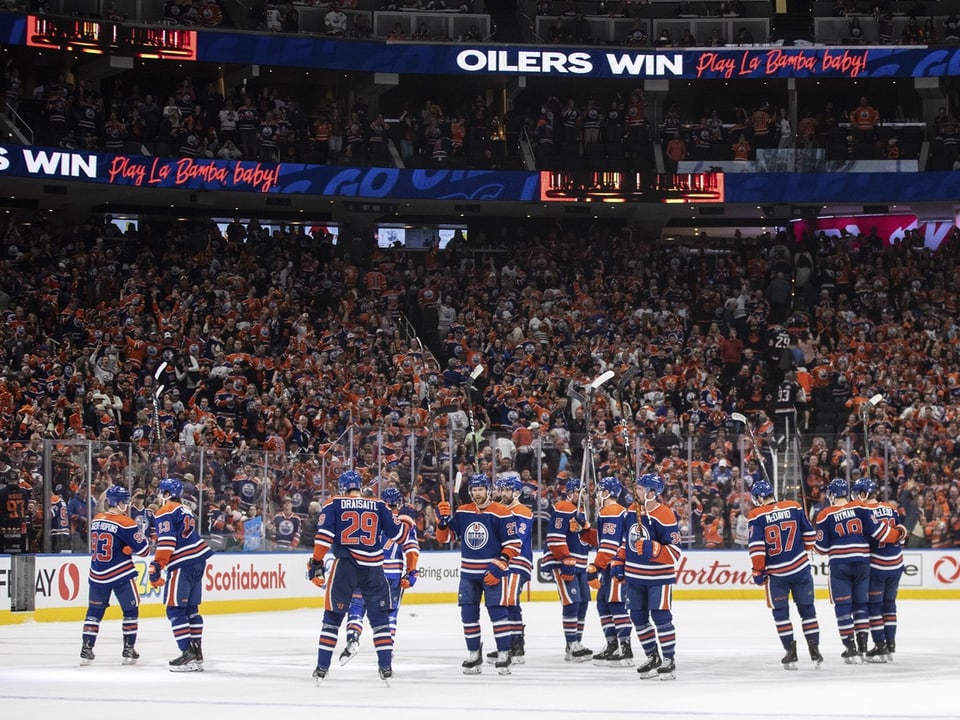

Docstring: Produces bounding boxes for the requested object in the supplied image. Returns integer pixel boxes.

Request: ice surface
[1,600,957,720]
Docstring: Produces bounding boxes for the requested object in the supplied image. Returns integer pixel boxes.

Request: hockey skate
[510,635,526,665]
[610,639,634,667]
[462,644,483,675]
[190,639,203,666]
[494,650,512,676]
[169,645,203,672]
[312,666,328,684]
[781,640,798,671]
[636,651,662,679]
[121,643,139,666]
[564,641,592,663]
[592,640,618,666]
[841,638,862,664]
[378,667,393,686]
[865,641,889,664]
[886,640,896,661]
[657,656,676,681]
[340,634,360,666]
[80,642,95,666]
[807,640,823,669]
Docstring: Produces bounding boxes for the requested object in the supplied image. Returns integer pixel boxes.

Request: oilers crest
[627,521,649,548]
[463,521,489,550]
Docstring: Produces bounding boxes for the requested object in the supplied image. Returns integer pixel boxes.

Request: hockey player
[80,485,150,666]
[587,476,633,667]
[853,477,903,662]
[814,477,906,663]
[485,473,533,665]
[544,477,596,662]
[149,477,214,672]
[339,486,420,665]
[436,473,521,676]
[308,470,414,683]
[746,478,822,670]
[622,473,682,680]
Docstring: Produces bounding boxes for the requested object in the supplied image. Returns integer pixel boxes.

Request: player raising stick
[746,477,822,670]
[80,485,150,666]
[436,473,521,676]
[621,473,682,680]
[587,476,633,667]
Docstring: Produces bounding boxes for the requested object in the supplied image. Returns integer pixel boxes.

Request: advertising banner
[3,549,957,623]
[791,213,957,250]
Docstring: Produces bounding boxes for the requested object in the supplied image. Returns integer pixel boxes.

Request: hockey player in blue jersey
[149,477,214,672]
[544,477,597,663]
[307,471,414,683]
[80,485,150,666]
[436,473,521,676]
[339,486,420,665]
[853,477,904,662]
[814,477,906,663]
[485,473,533,666]
[587,476,633,667]
[746,478,822,670]
[620,473,682,680]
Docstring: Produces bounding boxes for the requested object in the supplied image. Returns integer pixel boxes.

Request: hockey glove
[307,558,326,588]
[484,558,509,586]
[437,501,452,529]
[401,569,419,589]
[894,524,908,545]
[586,563,600,590]
[752,569,767,586]
[609,561,625,581]
[635,540,662,560]
[148,562,165,589]
[559,557,578,582]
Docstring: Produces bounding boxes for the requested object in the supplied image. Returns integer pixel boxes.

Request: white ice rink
[1,599,958,720]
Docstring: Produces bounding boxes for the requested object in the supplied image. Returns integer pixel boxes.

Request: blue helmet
[827,478,849,498]
[636,473,664,495]
[468,473,490,490]
[105,485,130,507]
[497,474,522,494]
[338,470,363,493]
[750,478,775,500]
[565,478,582,495]
[852,477,877,496]
[381,487,403,507]
[597,476,622,498]
[159,477,183,498]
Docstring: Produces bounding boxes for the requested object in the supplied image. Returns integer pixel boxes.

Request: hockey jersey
[860,500,904,573]
[543,499,595,571]
[314,496,408,567]
[154,501,214,571]
[621,502,682,585]
[89,511,150,585]
[593,502,628,569]
[814,500,902,565]
[504,502,534,581]
[383,520,420,582]
[436,501,520,580]
[747,500,814,577]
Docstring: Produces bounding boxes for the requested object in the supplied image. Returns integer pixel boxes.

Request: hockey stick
[616,367,641,475]
[152,361,168,448]
[464,364,484,475]
[578,371,616,518]
[862,394,883,459]
[730,412,773,485]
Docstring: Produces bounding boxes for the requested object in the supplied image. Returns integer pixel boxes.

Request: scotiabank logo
[933,555,960,584]
[205,562,287,592]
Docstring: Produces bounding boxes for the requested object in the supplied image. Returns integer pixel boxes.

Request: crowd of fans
[2,209,960,558]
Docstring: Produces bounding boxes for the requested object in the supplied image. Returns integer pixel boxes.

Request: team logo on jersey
[463,521,489,550]
[627,522,649,549]
[277,518,295,537]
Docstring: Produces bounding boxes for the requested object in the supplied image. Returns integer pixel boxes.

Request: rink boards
[2,549,959,624]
